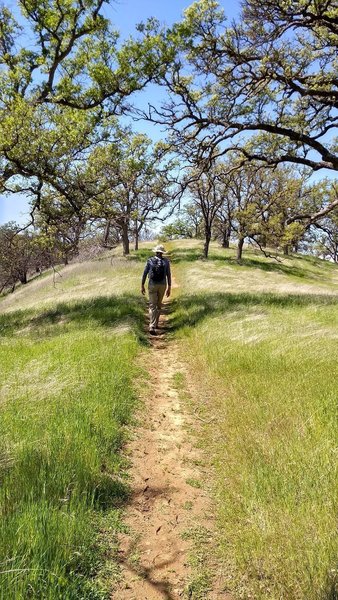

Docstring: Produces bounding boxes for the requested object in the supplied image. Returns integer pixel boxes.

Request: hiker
[141,244,171,334]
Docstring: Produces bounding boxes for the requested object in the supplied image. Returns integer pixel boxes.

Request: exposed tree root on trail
[113,299,230,599]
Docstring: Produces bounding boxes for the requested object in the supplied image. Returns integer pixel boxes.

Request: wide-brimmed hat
[152,244,167,254]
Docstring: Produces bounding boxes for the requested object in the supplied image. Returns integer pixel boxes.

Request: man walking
[141,244,171,335]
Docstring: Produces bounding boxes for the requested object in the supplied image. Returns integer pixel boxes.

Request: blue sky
[106,0,239,34]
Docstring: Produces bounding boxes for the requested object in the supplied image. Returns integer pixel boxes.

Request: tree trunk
[334,246,338,263]
[19,272,28,284]
[121,223,130,255]
[103,220,111,245]
[134,227,139,251]
[203,225,211,258]
[221,224,231,248]
[237,237,244,261]
[283,244,289,255]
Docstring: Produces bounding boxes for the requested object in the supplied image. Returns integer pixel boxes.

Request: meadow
[170,240,338,599]
[0,240,337,599]
[0,254,147,599]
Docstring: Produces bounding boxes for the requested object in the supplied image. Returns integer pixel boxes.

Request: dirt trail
[114,298,228,599]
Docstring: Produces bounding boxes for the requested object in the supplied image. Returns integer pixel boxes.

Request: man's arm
[141,260,150,295]
[166,260,171,297]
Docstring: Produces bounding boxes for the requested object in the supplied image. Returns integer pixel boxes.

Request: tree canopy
[0,0,169,207]
[147,0,337,172]
[1,0,338,274]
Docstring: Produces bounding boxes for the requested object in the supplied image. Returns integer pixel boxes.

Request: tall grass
[0,258,147,598]
[171,243,338,599]
[1,241,337,598]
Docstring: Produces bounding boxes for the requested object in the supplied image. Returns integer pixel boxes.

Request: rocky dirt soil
[113,300,231,599]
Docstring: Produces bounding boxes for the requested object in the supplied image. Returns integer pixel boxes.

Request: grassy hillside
[170,240,338,600]
[0,251,149,599]
[1,240,337,599]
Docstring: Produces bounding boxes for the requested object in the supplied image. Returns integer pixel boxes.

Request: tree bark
[237,237,244,261]
[221,224,231,248]
[103,220,111,246]
[121,223,130,255]
[134,227,139,251]
[283,244,289,255]
[19,272,27,284]
[203,224,211,258]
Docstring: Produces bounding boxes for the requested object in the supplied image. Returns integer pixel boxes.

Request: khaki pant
[148,283,166,330]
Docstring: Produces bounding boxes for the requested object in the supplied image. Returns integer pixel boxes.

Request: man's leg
[148,285,158,331]
[148,284,166,331]
[155,284,166,327]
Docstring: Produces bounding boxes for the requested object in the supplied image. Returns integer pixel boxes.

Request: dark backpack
[150,257,165,282]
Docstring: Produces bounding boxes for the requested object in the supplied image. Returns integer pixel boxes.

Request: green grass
[169,239,338,297]
[182,526,213,600]
[1,240,338,599]
[0,254,148,599]
[170,241,338,599]
[0,254,143,314]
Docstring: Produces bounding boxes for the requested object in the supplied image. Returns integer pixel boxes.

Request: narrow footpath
[114,298,227,599]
